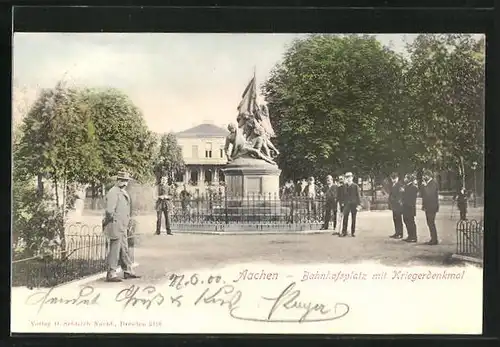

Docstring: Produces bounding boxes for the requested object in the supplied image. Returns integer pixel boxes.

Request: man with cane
[102,170,141,282]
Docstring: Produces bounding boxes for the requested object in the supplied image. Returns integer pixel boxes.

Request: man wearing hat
[102,170,140,282]
[339,172,362,237]
[320,175,338,232]
[156,176,173,235]
[402,173,419,242]
[421,169,440,245]
[388,172,404,239]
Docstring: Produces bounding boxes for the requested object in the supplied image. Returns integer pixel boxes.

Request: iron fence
[456,219,484,260]
[12,225,138,288]
[169,193,335,225]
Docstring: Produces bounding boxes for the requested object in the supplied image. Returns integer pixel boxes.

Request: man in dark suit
[388,172,404,239]
[337,175,345,212]
[339,172,361,237]
[454,187,468,220]
[421,169,440,245]
[320,175,338,233]
[156,176,173,235]
[402,173,419,243]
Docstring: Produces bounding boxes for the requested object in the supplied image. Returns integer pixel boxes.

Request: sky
[13,33,421,133]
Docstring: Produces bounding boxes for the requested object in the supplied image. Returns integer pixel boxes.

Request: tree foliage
[403,34,484,173]
[263,34,405,180]
[15,82,101,211]
[80,88,157,184]
[152,132,185,184]
[262,34,484,183]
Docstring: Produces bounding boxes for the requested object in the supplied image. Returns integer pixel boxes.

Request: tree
[15,81,100,214]
[14,81,101,253]
[262,34,405,183]
[152,132,185,186]
[403,34,484,185]
[81,88,157,202]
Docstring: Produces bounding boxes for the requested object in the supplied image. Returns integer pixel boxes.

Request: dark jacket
[421,179,439,213]
[337,184,344,206]
[155,183,171,211]
[455,191,468,208]
[323,184,338,205]
[340,183,361,206]
[388,181,404,213]
[402,183,418,216]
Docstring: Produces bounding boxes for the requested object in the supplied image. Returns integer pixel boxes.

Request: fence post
[224,193,228,225]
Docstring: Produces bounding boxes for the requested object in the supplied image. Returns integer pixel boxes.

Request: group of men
[320,172,362,237]
[318,169,441,245]
[387,170,440,245]
[100,168,447,282]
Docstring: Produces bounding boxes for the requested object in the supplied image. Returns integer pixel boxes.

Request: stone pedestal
[213,157,289,222]
[222,157,281,198]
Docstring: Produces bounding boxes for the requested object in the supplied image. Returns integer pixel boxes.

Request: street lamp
[471,161,478,208]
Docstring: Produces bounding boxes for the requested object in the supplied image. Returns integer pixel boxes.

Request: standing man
[103,171,140,282]
[339,172,362,237]
[156,176,173,235]
[454,187,468,220]
[337,175,345,212]
[179,184,192,217]
[421,169,440,245]
[388,172,404,239]
[320,175,338,233]
[402,173,419,243]
[306,176,317,217]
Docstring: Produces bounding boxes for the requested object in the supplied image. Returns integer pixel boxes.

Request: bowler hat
[116,171,132,180]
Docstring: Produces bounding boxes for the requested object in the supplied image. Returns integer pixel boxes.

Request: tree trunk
[91,182,97,209]
[53,177,60,209]
[61,175,67,220]
[37,174,44,197]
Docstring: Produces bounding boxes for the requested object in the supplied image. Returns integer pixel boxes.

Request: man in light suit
[103,171,141,282]
[421,169,440,245]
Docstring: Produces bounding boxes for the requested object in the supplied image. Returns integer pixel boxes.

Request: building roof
[176,123,228,138]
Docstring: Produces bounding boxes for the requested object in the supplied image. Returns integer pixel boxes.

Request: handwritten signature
[23,275,350,324]
[25,286,100,314]
[194,281,350,323]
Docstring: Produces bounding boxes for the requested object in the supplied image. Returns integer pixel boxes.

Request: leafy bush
[12,177,65,258]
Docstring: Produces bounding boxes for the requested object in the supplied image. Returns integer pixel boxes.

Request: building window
[205,142,212,158]
[220,147,224,158]
[192,145,198,158]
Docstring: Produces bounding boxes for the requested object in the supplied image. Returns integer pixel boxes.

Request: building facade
[175,123,229,187]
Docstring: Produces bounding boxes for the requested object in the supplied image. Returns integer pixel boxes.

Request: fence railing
[169,194,343,225]
[456,219,484,260]
[86,193,372,223]
[12,225,138,288]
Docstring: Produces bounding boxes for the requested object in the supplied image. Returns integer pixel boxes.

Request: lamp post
[472,161,478,208]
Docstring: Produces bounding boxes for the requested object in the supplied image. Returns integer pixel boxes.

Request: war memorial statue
[225,105,279,165]
[221,74,283,199]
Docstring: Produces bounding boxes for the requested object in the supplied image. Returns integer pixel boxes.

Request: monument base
[217,157,285,222]
[222,156,281,198]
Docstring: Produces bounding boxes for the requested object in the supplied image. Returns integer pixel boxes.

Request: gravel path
[82,206,483,287]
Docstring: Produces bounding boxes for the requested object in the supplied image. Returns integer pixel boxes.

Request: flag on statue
[237,74,258,116]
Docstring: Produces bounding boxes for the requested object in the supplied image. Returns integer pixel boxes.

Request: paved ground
[82,206,483,287]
